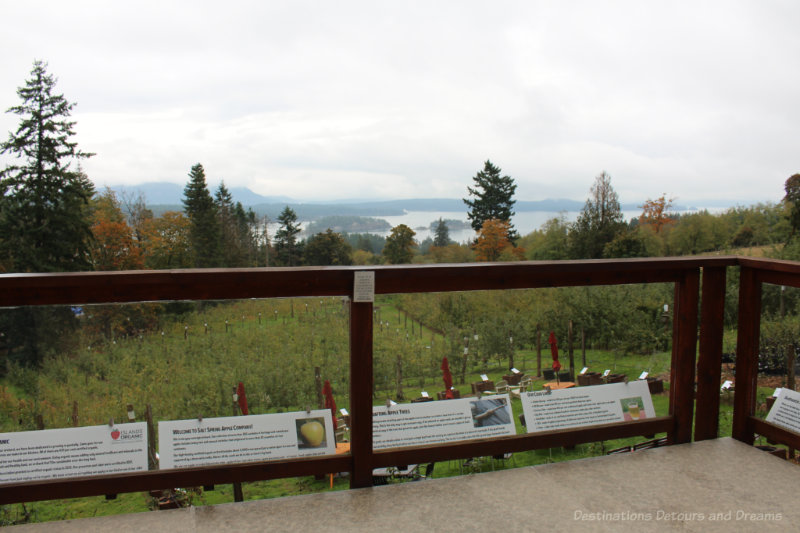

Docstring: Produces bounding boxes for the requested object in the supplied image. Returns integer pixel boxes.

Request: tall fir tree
[0,60,95,366]
[214,181,240,267]
[274,206,303,266]
[568,171,626,259]
[182,163,220,268]
[433,218,451,247]
[0,60,95,273]
[463,160,518,240]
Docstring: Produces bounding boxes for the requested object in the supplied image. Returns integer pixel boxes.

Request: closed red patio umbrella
[236,381,249,415]
[323,379,338,431]
[441,356,454,398]
[548,331,561,373]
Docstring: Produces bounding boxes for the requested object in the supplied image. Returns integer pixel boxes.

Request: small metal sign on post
[353,271,375,303]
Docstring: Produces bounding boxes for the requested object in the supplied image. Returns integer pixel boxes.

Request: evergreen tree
[305,229,353,266]
[0,60,95,366]
[182,163,220,267]
[463,160,518,239]
[383,224,417,264]
[274,206,303,266]
[0,60,95,273]
[233,202,259,266]
[784,173,800,242]
[568,171,626,259]
[433,218,451,247]
[214,181,243,267]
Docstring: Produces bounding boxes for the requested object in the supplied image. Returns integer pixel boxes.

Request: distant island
[305,216,391,235]
[425,219,471,232]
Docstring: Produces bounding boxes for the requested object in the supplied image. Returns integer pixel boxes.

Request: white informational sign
[720,380,733,391]
[0,423,148,485]
[638,371,649,380]
[603,369,611,377]
[353,271,375,302]
[773,388,783,398]
[480,374,490,382]
[511,367,520,374]
[766,388,800,435]
[158,410,335,470]
[421,391,430,398]
[521,381,655,433]
[373,395,516,450]
[579,367,589,375]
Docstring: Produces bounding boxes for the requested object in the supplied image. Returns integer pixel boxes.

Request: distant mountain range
[108,182,699,220]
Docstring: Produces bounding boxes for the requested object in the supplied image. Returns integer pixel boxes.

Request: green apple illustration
[300,420,325,447]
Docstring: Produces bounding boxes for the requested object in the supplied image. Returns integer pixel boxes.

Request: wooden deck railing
[0,256,793,504]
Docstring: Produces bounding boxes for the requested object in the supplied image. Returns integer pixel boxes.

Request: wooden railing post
[732,266,762,444]
[694,266,727,441]
[349,298,374,488]
[669,269,700,444]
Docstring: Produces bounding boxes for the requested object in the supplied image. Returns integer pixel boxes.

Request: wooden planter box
[647,377,664,394]
[471,381,494,394]
[577,372,602,386]
[605,373,627,384]
[503,373,524,386]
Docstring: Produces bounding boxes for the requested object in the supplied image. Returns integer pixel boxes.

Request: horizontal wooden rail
[372,417,672,468]
[0,257,737,306]
[0,453,352,505]
[751,417,800,451]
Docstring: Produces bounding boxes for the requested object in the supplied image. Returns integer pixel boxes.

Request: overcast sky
[1,1,798,205]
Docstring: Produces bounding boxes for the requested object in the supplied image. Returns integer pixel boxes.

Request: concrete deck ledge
[10,438,799,532]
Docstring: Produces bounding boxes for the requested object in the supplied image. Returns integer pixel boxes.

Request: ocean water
[291,207,719,244]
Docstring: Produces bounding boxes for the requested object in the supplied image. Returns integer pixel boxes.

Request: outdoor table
[471,380,495,394]
[543,381,575,390]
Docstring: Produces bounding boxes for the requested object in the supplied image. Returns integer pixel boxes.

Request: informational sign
[0,423,148,485]
[638,371,649,380]
[158,410,335,470]
[353,271,375,302]
[579,367,589,375]
[521,381,655,433]
[373,395,516,450]
[766,387,800,435]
